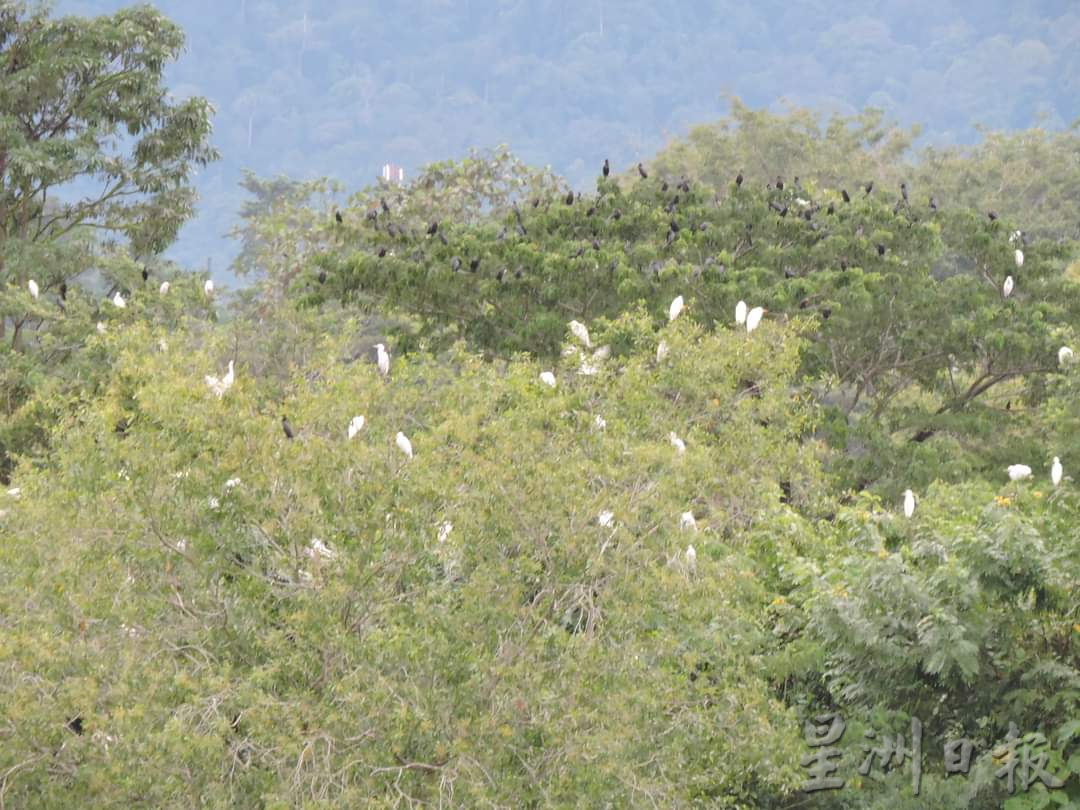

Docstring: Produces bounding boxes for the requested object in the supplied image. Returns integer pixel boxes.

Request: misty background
[55,0,1080,283]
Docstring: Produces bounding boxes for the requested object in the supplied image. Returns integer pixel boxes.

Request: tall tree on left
[0,1,218,479]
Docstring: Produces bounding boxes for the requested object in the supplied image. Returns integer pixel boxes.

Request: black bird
[602,159,610,178]
[893,199,902,216]
[377,246,387,258]
[496,268,505,282]
[827,203,834,215]
[669,219,680,233]
[514,267,523,279]
[877,243,886,256]
[929,195,938,211]
[841,189,851,203]
[565,189,575,206]
[586,206,595,217]
[821,307,832,320]
[365,209,378,222]
[438,232,448,245]
[638,163,648,179]
[59,281,67,300]
[864,181,874,196]
[988,211,998,222]
[469,257,480,273]
[661,180,669,192]
[67,716,84,735]
[591,238,601,251]
[784,267,798,279]
[427,221,438,236]
[779,205,789,217]
[281,415,294,440]
[901,182,909,203]
[386,223,398,238]
[450,256,462,272]
[496,226,507,241]
[381,198,390,214]
[141,267,149,282]
[776,176,784,190]
[840,259,848,271]
[531,197,540,208]
[335,211,343,224]
[569,246,585,259]
[665,228,676,247]
[516,223,527,237]
[610,208,622,220]
[318,269,327,284]
[735,171,743,187]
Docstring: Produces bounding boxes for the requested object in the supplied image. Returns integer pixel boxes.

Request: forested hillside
[2,4,1079,808]
[54,0,1080,277]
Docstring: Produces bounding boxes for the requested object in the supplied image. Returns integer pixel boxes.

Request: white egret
[735,299,747,325]
[598,511,615,528]
[656,341,669,363]
[1060,346,1075,367]
[396,431,413,458]
[205,360,235,398]
[669,431,686,454]
[96,322,106,334]
[685,544,697,571]
[208,496,221,510]
[28,280,39,299]
[375,343,390,377]
[307,538,337,561]
[679,511,697,531]
[347,415,366,439]
[225,478,241,489]
[112,291,126,308]
[1014,249,1024,268]
[6,488,20,498]
[1051,457,1062,487]
[539,371,557,388]
[1007,464,1032,481]
[594,414,607,430]
[159,281,170,295]
[746,306,766,333]
[668,295,684,322]
[204,279,214,296]
[903,489,916,518]
[1002,276,1014,298]
[437,521,453,544]
[568,320,591,348]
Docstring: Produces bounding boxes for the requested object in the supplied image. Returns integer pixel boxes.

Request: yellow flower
[770,596,787,607]
[877,549,888,559]
[1032,491,1043,499]
[1073,624,1080,634]
[994,495,1011,507]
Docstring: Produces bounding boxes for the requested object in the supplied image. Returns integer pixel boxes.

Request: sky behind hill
[54,0,1080,283]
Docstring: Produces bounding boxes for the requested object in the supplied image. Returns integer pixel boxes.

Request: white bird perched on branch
[746,306,766,333]
[375,343,390,377]
[656,341,668,363]
[1051,457,1062,487]
[598,510,615,528]
[1060,346,1075,367]
[1014,249,1024,268]
[112,291,126,309]
[568,320,591,348]
[347,415,366,439]
[396,431,413,458]
[96,322,106,334]
[437,521,453,544]
[669,431,686,454]
[159,281,170,295]
[1002,276,1014,298]
[205,360,235,398]
[685,544,697,571]
[593,414,606,430]
[679,511,697,531]
[903,489,916,518]
[307,538,337,561]
[668,295,684,322]
[1007,464,1032,481]
[539,371,557,388]
[735,300,747,325]
[204,279,214,297]
[28,279,39,299]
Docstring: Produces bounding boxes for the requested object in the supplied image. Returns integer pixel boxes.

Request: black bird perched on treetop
[531,197,540,208]
[569,245,585,259]
[565,189,575,206]
[660,180,669,192]
[335,210,343,224]
[586,206,595,217]
[377,246,387,258]
[669,219,680,233]
[864,181,874,196]
[841,189,851,203]
[59,281,67,300]
[496,268,505,283]
[610,208,622,220]
[665,228,676,247]
[427,221,438,236]
[893,199,902,216]
[281,415,294,440]
[901,182,909,203]
[638,162,648,179]
[877,243,886,256]
[735,171,743,187]
[381,198,390,214]
[988,211,998,222]
[318,269,327,284]
[450,256,462,272]
[776,176,784,190]
[929,195,938,211]
[141,267,149,282]
[469,257,480,273]
[827,203,835,215]
[602,159,610,178]
[591,238,601,251]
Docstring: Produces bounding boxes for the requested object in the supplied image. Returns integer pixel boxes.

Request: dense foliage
[2,4,1079,808]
